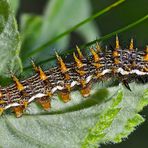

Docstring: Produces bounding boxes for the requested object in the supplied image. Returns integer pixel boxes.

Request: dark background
[18,0,148,148]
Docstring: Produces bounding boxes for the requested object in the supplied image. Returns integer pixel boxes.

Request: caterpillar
[0,36,147,117]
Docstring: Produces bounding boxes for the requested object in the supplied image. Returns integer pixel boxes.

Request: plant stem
[22,0,125,62]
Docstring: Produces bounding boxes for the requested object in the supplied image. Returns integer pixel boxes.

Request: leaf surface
[0,1,148,148]
[0,83,147,148]
[0,0,22,79]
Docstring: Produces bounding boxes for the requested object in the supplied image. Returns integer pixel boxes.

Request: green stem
[22,0,125,61]
[23,14,148,72]
[84,14,148,48]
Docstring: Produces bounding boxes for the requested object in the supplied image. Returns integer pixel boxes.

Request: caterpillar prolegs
[0,36,147,117]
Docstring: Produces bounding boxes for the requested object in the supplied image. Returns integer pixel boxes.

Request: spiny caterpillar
[0,36,147,118]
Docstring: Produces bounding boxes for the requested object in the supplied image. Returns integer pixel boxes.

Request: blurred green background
[15,0,148,147]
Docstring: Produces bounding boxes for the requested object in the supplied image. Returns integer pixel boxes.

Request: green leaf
[82,85,148,147]
[40,0,99,46]
[9,0,19,14]
[0,83,147,148]
[0,0,22,78]
[20,14,42,57]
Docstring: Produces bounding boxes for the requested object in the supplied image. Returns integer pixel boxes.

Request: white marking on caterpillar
[86,75,93,83]
[5,102,20,110]
[57,86,64,90]
[29,93,46,103]
[102,69,111,75]
[51,87,58,93]
[70,81,78,87]
[131,69,147,75]
[117,68,129,75]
